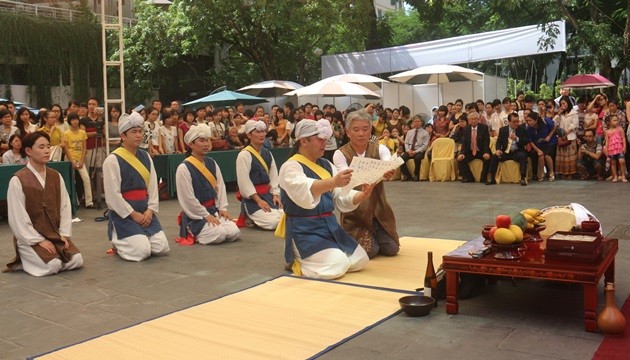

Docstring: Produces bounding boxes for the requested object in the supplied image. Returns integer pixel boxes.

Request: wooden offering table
[442,236,618,332]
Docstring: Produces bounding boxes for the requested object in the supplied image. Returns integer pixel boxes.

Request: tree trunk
[365,0,379,50]
[624,0,630,62]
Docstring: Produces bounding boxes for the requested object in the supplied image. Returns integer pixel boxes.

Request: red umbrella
[561,74,615,89]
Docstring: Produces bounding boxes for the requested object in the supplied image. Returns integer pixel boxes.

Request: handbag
[557,136,571,147]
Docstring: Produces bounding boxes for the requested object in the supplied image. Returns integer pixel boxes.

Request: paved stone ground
[1,179,628,360]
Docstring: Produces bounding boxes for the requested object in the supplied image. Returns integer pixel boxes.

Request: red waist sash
[122,189,148,201]
[236,184,271,201]
[201,199,216,208]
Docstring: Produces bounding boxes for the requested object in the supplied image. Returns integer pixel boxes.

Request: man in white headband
[333,111,399,258]
[234,120,283,230]
[277,119,373,279]
[102,112,170,261]
[175,124,240,245]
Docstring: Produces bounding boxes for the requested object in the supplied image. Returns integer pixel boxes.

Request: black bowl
[399,295,435,317]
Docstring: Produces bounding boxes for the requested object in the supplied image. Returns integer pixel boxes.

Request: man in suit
[487,112,530,186]
[457,112,490,183]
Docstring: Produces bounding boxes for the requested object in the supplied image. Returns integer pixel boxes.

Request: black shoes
[485,179,497,185]
[460,178,473,183]
[520,178,527,186]
[413,176,420,182]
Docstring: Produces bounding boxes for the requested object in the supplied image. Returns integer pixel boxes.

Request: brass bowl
[399,295,435,317]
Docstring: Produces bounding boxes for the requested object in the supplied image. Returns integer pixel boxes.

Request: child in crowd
[159,112,178,154]
[379,128,398,155]
[603,115,627,182]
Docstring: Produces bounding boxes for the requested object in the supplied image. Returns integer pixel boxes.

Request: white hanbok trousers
[248,208,283,230]
[197,216,240,244]
[16,241,83,277]
[291,241,369,280]
[111,228,170,262]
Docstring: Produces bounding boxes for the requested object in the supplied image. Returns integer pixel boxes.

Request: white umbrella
[389,64,483,84]
[389,64,483,106]
[285,80,381,99]
[322,73,389,91]
[238,80,303,98]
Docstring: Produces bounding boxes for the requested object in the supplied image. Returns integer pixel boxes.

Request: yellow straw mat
[334,237,466,291]
[34,276,403,360]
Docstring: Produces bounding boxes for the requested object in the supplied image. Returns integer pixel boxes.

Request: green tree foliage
[0,1,100,107]
[402,0,630,97]
[121,0,374,102]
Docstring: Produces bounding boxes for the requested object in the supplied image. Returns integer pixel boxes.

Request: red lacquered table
[442,236,618,332]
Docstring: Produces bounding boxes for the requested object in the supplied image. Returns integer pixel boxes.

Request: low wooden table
[442,236,618,332]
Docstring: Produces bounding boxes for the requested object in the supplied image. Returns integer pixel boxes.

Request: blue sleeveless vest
[107,150,162,240]
[280,158,358,263]
[241,148,277,215]
[179,157,219,237]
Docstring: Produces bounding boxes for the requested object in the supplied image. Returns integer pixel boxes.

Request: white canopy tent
[322,21,566,77]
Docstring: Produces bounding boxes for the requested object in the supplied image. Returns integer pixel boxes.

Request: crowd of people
[2,88,628,278]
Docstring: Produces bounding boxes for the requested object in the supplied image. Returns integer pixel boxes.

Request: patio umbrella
[388,64,483,105]
[561,74,615,89]
[183,90,268,108]
[389,64,483,84]
[284,80,381,99]
[238,80,303,98]
[321,73,389,91]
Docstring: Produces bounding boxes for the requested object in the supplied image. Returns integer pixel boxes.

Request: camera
[94,121,105,138]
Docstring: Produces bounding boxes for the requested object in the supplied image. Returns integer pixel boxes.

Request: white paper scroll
[341,155,404,195]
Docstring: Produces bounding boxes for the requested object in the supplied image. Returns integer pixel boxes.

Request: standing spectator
[388,108,404,134]
[64,113,93,208]
[526,111,557,181]
[107,104,122,151]
[209,108,227,142]
[450,99,465,125]
[50,104,68,134]
[603,115,627,182]
[554,96,579,179]
[457,112,490,183]
[178,109,195,152]
[143,106,162,156]
[577,129,604,180]
[487,99,503,136]
[433,105,452,138]
[576,96,588,141]
[81,97,104,171]
[159,111,178,154]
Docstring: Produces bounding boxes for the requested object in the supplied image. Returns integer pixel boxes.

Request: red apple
[489,226,498,240]
[495,215,511,229]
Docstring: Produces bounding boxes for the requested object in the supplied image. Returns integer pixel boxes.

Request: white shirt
[279,158,358,213]
[176,159,229,218]
[236,150,280,198]
[102,151,160,218]
[332,144,391,171]
[8,163,72,245]
[159,126,177,154]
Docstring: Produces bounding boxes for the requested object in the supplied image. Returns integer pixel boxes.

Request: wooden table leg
[446,270,459,314]
[583,283,598,332]
[605,258,615,284]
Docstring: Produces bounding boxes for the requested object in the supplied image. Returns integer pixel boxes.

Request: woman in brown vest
[332,111,400,258]
[4,132,83,276]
